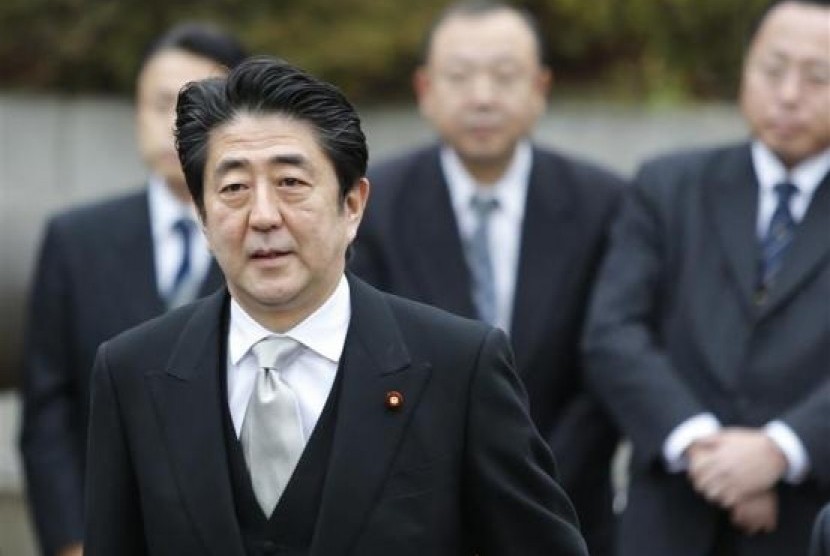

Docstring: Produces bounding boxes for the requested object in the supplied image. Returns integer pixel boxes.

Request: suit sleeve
[810,504,830,556]
[19,220,85,554]
[84,343,147,556]
[781,378,830,485]
[582,169,710,465]
[466,328,588,556]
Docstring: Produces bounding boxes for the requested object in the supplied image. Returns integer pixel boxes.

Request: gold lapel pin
[385,390,404,411]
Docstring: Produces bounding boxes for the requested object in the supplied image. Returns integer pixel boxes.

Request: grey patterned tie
[166,217,198,309]
[241,336,304,516]
[465,194,500,325]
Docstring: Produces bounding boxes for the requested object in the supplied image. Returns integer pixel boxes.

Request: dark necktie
[466,194,499,325]
[759,182,799,290]
[167,217,195,308]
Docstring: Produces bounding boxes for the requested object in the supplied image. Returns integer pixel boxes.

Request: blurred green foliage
[0,0,770,103]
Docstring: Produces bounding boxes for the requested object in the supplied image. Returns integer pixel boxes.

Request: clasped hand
[685,428,788,535]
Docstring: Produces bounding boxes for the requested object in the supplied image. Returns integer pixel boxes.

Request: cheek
[205,212,245,252]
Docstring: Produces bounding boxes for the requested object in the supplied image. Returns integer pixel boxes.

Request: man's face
[740,1,830,167]
[415,9,551,180]
[136,49,226,197]
[201,112,368,331]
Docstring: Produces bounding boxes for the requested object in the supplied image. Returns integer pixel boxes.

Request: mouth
[249,248,293,262]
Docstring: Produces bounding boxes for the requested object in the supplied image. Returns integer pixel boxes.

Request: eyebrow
[213,153,313,179]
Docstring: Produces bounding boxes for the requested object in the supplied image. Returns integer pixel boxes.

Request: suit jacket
[350,144,623,554]
[812,504,830,556]
[19,189,223,554]
[84,276,588,556]
[583,143,830,556]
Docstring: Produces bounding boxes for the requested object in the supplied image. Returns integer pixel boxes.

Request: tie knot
[470,194,499,217]
[773,182,798,204]
[173,217,195,238]
[252,336,301,371]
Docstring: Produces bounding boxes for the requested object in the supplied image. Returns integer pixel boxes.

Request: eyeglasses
[749,56,830,90]
[433,64,536,92]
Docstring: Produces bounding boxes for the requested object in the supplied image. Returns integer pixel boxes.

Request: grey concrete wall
[0,93,748,555]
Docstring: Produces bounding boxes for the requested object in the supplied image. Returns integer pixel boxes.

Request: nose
[469,73,498,106]
[777,69,802,105]
[249,183,283,230]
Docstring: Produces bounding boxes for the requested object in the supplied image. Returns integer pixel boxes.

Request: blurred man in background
[19,23,246,556]
[350,2,623,554]
[583,1,830,554]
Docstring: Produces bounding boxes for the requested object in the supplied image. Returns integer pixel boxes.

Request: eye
[278,176,306,187]
[220,183,247,194]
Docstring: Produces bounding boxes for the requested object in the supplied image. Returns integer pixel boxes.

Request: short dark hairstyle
[420,0,548,66]
[139,22,248,77]
[175,56,368,216]
[746,0,830,48]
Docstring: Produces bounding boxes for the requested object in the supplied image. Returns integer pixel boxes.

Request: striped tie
[466,194,499,325]
[167,217,196,308]
[759,182,799,290]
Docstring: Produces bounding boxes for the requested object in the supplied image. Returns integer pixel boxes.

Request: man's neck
[461,155,513,186]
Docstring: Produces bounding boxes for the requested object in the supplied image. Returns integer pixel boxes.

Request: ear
[536,66,553,97]
[195,207,213,253]
[413,66,433,115]
[532,67,554,118]
[344,177,370,242]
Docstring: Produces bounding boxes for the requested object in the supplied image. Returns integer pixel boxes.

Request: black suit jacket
[84,276,588,556]
[19,189,223,554]
[583,143,830,556]
[812,504,830,556]
[350,144,623,554]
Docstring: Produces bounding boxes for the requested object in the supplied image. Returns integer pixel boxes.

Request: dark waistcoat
[220,360,343,556]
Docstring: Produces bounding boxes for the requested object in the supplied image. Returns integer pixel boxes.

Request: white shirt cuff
[663,413,721,473]
[764,421,810,483]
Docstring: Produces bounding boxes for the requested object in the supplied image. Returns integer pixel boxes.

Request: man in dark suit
[349,3,622,553]
[83,56,588,556]
[583,1,830,555]
[19,24,246,556]
[812,504,830,556]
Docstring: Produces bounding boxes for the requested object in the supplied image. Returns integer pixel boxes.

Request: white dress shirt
[663,141,830,482]
[441,141,531,333]
[147,176,212,299]
[226,275,350,441]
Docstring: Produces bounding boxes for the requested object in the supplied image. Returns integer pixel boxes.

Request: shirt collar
[228,274,351,366]
[441,141,532,220]
[751,141,830,200]
[147,175,200,239]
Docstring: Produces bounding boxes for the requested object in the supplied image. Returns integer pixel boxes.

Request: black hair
[138,22,248,76]
[175,56,368,216]
[420,0,548,66]
[746,0,830,48]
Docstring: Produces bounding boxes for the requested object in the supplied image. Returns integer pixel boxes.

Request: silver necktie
[466,194,500,325]
[241,336,304,516]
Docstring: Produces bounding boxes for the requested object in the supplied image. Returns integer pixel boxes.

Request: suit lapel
[705,145,760,315]
[147,290,246,556]
[112,189,167,319]
[311,276,432,555]
[761,173,830,317]
[398,147,476,318]
[510,151,574,370]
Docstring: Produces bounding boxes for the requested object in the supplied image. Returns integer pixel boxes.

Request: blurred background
[0,0,768,553]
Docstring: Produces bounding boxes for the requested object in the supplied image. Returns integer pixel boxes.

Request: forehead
[428,9,540,64]
[137,48,225,94]
[749,2,830,59]
[206,112,329,171]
